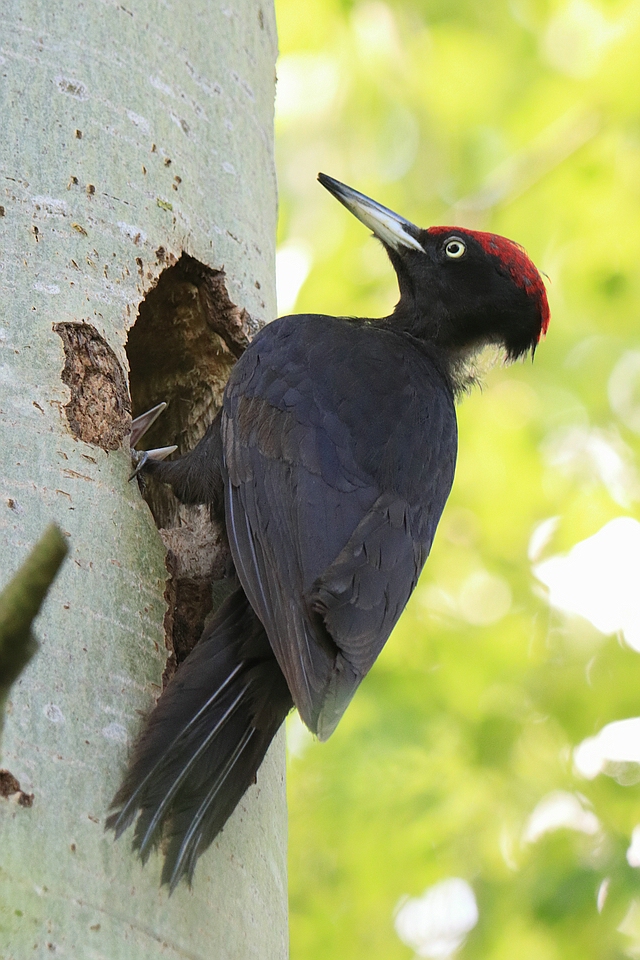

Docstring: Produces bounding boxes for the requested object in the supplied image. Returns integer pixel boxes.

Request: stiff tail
[106,586,293,889]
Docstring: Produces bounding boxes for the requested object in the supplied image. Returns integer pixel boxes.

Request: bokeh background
[273,1,640,957]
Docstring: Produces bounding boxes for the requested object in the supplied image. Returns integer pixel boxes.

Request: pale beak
[318,173,424,253]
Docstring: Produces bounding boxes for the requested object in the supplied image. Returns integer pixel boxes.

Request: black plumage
[107,174,549,888]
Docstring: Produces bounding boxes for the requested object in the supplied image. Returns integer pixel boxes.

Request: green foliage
[275,0,640,957]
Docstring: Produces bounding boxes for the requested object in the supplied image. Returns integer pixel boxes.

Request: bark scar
[0,769,34,807]
[54,322,131,450]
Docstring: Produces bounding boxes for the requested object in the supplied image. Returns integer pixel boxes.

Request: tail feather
[106,586,293,888]
[136,678,252,860]
[109,661,246,843]
[165,726,257,889]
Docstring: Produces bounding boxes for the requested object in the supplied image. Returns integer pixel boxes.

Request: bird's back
[222,313,458,735]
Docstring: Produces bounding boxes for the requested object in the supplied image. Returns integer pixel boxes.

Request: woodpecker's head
[318,173,549,360]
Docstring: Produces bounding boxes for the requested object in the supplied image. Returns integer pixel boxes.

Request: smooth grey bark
[0,3,287,959]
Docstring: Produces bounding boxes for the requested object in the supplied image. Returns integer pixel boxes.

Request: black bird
[107,174,550,888]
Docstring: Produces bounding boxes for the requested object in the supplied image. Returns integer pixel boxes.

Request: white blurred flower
[534,517,640,651]
[597,878,610,913]
[522,790,599,843]
[394,878,478,959]
[528,516,560,562]
[627,827,640,867]
[574,717,640,780]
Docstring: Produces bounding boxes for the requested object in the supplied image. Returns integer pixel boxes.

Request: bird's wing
[222,315,456,737]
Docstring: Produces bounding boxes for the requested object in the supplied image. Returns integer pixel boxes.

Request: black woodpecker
[107,174,550,889]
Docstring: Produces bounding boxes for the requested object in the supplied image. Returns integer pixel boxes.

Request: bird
[106,173,550,889]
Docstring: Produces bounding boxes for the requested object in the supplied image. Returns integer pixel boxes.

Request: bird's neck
[383,302,481,397]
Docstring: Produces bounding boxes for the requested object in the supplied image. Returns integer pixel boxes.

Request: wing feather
[222,315,457,734]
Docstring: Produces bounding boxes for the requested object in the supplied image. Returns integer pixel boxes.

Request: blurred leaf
[0,524,68,742]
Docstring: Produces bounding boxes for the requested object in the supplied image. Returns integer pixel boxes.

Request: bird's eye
[445,238,466,259]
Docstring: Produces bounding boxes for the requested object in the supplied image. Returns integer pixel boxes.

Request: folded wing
[222,315,457,737]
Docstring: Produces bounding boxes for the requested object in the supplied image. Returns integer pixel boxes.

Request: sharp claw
[146,445,178,461]
[128,445,178,481]
[129,450,149,481]
[130,402,168,447]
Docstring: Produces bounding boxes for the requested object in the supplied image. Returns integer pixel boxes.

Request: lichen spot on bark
[54,322,131,450]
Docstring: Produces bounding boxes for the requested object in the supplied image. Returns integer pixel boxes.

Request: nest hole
[126,252,250,675]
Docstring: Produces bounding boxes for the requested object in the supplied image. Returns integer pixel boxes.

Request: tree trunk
[0,2,286,958]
